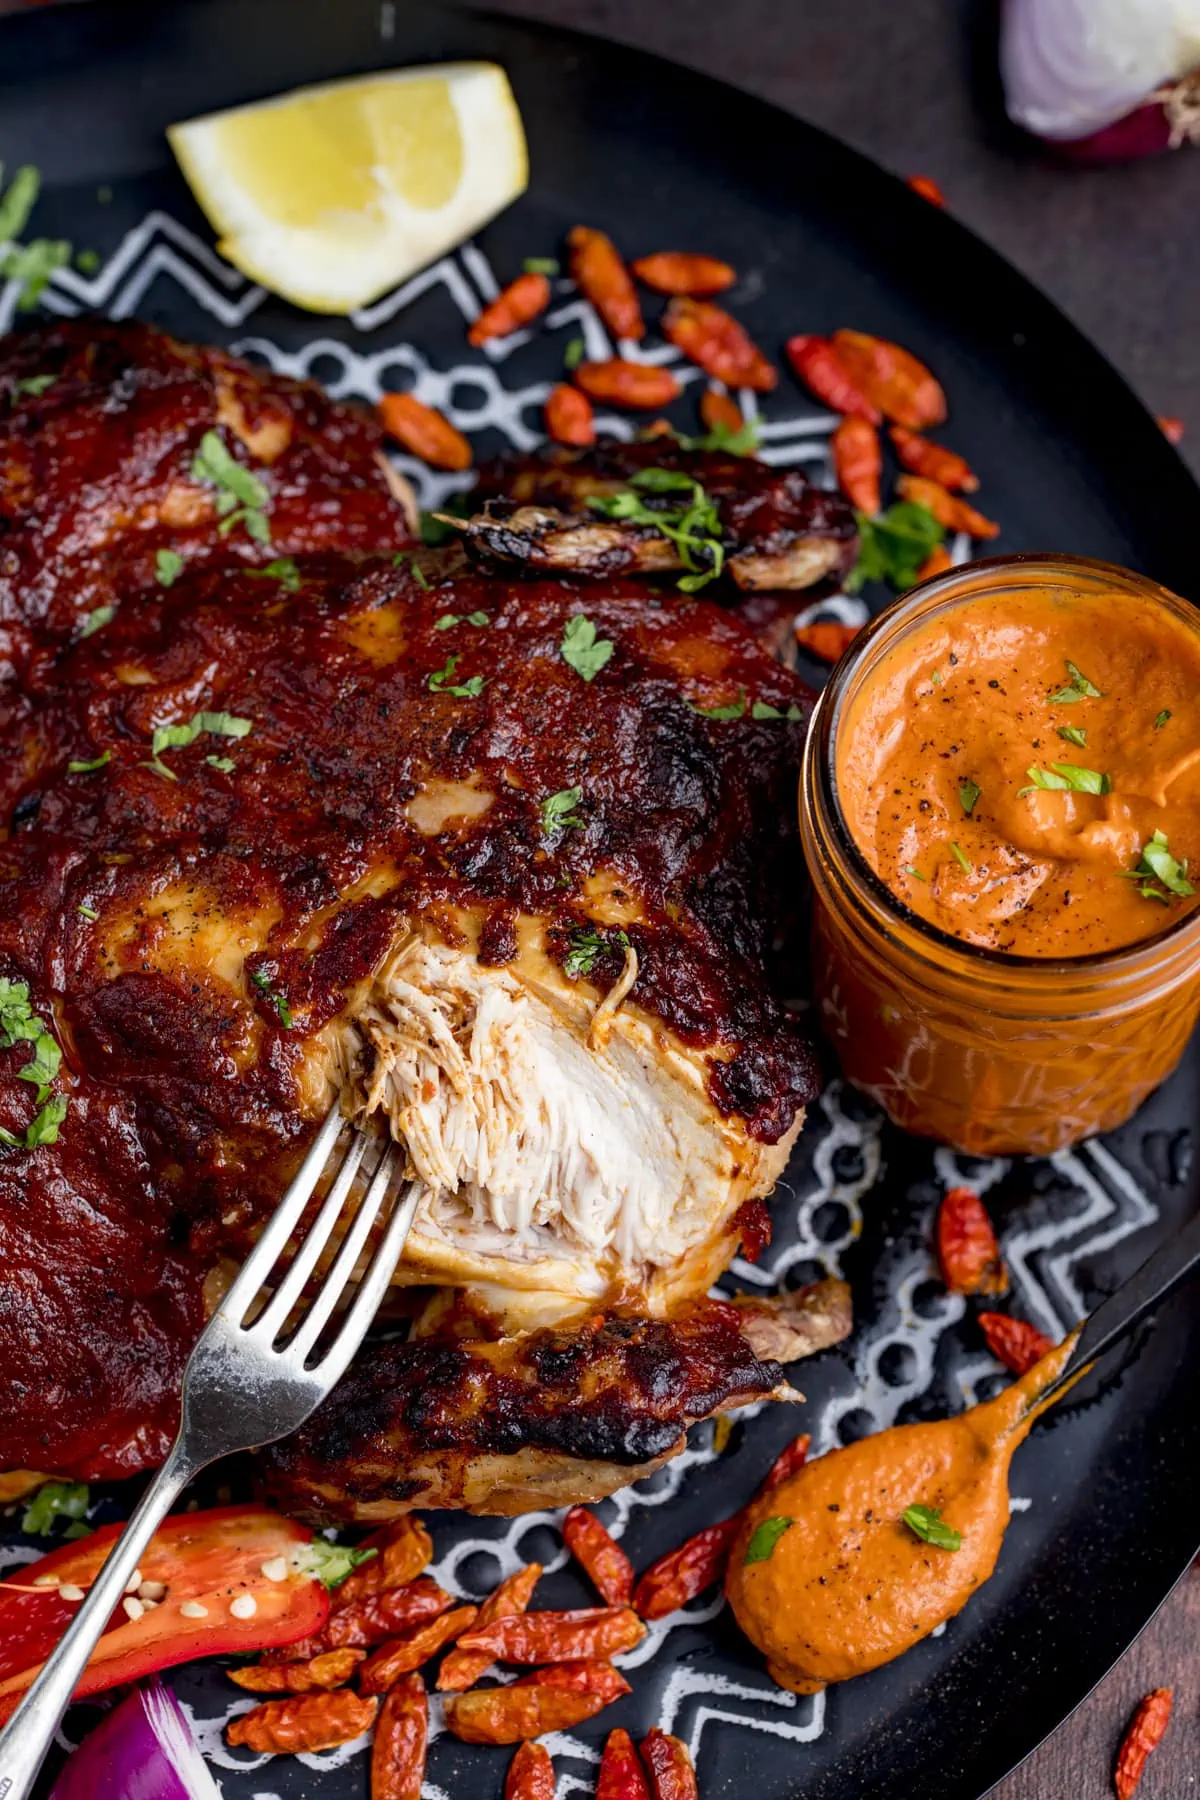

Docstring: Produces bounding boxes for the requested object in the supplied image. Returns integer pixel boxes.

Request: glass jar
[799,555,1200,1155]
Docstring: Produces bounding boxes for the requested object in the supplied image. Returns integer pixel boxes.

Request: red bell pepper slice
[0,1505,339,1722]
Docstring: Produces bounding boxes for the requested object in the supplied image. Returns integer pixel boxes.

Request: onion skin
[1002,0,1200,162]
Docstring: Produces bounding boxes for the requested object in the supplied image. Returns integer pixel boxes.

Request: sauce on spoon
[725,1333,1078,1692]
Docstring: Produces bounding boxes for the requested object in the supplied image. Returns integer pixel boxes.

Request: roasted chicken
[464,436,858,594]
[0,322,848,1516]
[0,318,413,682]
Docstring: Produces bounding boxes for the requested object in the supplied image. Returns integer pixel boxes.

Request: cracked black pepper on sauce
[836,585,1200,954]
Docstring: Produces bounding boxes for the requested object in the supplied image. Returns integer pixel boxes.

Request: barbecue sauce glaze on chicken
[0,322,841,1513]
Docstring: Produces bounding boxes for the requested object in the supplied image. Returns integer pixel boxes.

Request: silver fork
[0,1102,418,1800]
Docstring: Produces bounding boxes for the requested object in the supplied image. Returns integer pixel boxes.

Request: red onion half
[49,1679,221,1800]
[1001,0,1200,161]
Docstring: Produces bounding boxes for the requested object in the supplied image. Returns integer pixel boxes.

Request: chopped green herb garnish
[563,336,586,371]
[0,165,41,244]
[0,166,72,309]
[846,502,945,593]
[152,711,252,757]
[1122,829,1195,903]
[563,926,630,980]
[930,669,943,687]
[560,614,614,682]
[3,237,71,310]
[691,690,746,721]
[155,548,184,588]
[958,780,981,817]
[523,256,559,276]
[77,903,99,922]
[75,248,101,274]
[248,556,301,593]
[1048,659,1104,704]
[0,978,69,1151]
[902,1504,961,1551]
[294,1540,377,1591]
[205,755,236,774]
[67,750,111,775]
[1020,763,1111,797]
[0,1091,68,1153]
[190,429,271,544]
[434,610,489,631]
[1057,725,1088,748]
[427,652,487,698]
[250,968,293,1029]
[676,416,762,457]
[13,372,55,397]
[79,606,115,639]
[949,841,973,874]
[540,786,584,834]
[391,553,430,590]
[18,1030,61,1101]
[1154,710,1172,731]
[903,865,927,882]
[588,468,726,593]
[21,1480,89,1537]
[750,699,803,721]
[744,1516,794,1566]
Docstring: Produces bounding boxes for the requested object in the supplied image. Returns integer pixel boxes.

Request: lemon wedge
[167,63,528,314]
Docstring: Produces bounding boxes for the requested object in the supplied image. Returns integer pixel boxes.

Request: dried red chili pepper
[936,1187,1008,1296]
[733,1197,771,1262]
[979,1312,1056,1375]
[378,394,472,471]
[230,1647,365,1694]
[598,1726,652,1800]
[699,387,745,437]
[272,1577,452,1660]
[631,252,736,296]
[830,330,947,430]
[663,297,777,392]
[371,1672,427,1800]
[632,1518,740,1620]
[512,1659,630,1701]
[568,226,645,342]
[641,1728,699,1800]
[1115,1687,1173,1799]
[906,174,947,207]
[545,382,595,446]
[505,1740,555,1800]
[563,1508,635,1606]
[437,1562,542,1692]
[762,1432,811,1493]
[831,416,882,514]
[226,1688,377,1753]
[912,543,953,584]
[468,271,552,346]
[785,335,880,423]
[359,1604,478,1694]
[889,426,978,493]
[1157,414,1185,445]
[455,1604,645,1664]
[895,474,999,539]
[573,359,682,409]
[443,1661,628,1743]
[335,1518,433,1606]
[794,620,861,664]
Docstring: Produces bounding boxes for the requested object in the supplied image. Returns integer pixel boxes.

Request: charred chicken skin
[0,324,845,1516]
[465,436,859,594]
[0,318,413,683]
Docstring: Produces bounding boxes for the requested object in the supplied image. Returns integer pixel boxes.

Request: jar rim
[807,551,1200,983]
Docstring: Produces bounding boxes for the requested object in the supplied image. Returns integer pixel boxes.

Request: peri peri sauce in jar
[800,557,1200,1154]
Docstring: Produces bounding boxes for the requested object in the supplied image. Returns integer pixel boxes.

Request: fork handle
[0,1437,202,1800]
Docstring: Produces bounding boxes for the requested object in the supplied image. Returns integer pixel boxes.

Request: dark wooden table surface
[485,5,1200,1794]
